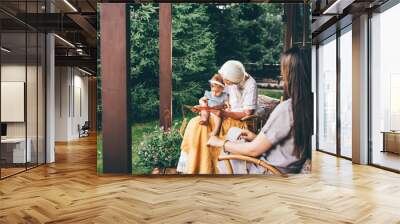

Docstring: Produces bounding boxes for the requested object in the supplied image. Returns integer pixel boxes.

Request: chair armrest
[218,154,287,177]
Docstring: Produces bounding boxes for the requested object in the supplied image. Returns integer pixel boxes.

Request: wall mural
[97,3,312,176]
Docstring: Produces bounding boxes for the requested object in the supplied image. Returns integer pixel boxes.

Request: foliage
[137,123,183,169]
[172,4,217,111]
[128,3,284,122]
[131,113,196,174]
[207,4,283,72]
[97,4,102,131]
[131,83,160,121]
[129,4,160,121]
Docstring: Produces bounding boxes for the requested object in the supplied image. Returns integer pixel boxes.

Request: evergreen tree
[207,4,283,74]
[129,4,160,121]
[172,4,217,112]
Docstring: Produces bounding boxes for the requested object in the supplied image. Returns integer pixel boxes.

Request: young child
[198,74,229,136]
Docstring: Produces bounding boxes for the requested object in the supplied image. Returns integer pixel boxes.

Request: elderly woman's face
[223,79,234,86]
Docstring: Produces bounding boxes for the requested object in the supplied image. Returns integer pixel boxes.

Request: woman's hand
[239,129,257,141]
[224,102,231,111]
[207,136,224,148]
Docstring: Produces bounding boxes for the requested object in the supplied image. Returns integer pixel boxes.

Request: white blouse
[225,75,258,112]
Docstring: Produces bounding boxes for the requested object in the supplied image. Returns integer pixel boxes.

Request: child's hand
[191,105,200,113]
[199,97,208,105]
[239,129,257,141]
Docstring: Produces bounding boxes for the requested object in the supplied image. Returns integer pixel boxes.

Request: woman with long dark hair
[207,47,312,173]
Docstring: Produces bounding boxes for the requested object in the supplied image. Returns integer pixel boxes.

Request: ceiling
[311,0,390,43]
[0,0,98,73]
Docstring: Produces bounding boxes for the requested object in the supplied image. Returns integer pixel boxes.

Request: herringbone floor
[1,135,400,224]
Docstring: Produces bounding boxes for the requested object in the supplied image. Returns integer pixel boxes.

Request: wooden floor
[0,167,26,178]
[1,135,400,223]
[372,150,400,171]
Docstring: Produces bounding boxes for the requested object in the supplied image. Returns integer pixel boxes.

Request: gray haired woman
[177,60,258,174]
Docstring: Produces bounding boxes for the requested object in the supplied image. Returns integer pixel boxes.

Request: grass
[97,133,103,174]
[258,88,284,100]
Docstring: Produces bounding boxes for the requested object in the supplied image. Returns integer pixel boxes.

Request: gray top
[260,99,303,172]
[204,91,228,107]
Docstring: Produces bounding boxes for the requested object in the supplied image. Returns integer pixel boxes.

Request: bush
[131,83,159,121]
[137,123,182,169]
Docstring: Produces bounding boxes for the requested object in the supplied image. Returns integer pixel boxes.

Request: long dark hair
[280,47,312,159]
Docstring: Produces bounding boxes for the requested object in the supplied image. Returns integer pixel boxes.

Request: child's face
[211,84,224,96]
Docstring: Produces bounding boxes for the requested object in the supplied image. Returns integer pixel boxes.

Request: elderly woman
[177,60,258,174]
[208,48,312,174]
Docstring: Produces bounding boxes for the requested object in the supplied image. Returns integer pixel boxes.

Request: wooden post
[159,3,172,130]
[303,3,309,47]
[284,4,294,51]
[100,3,131,173]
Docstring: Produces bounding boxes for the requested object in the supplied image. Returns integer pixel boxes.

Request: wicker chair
[218,154,286,176]
[239,95,281,133]
[217,95,286,176]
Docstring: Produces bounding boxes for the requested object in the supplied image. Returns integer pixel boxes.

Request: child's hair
[210,74,224,87]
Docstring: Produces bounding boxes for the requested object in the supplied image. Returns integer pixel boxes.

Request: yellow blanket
[181,116,246,174]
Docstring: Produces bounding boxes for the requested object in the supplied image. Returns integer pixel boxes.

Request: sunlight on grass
[97,133,103,174]
[258,88,284,100]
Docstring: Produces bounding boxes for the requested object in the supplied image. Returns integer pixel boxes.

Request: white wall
[1,64,41,138]
[55,67,89,141]
[1,63,46,164]
[55,66,69,141]
[1,64,26,139]
[1,82,25,122]
[72,72,89,138]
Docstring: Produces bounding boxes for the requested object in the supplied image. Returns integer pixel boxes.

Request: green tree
[129,4,160,121]
[172,4,217,112]
[128,3,284,122]
[129,4,217,121]
[207,4,283,73]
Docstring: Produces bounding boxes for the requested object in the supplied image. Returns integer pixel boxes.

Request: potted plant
[137,123,182,174]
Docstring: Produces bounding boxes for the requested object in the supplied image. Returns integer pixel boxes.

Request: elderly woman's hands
[207,136,224,148]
